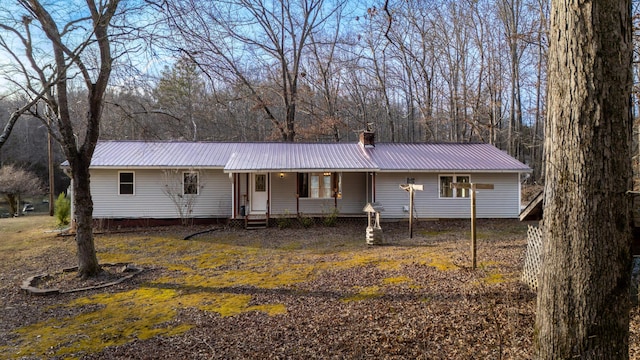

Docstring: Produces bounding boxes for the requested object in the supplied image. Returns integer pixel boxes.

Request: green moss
[483,272,505,285]
[342,285,382,302]
[382,276,412,285]
[5,288,192,359]
[279,241,302,251]
[2,219,483,359]
[426,254,458,271]
[179,292,287,317]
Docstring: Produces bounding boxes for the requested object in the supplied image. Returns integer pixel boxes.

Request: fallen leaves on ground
[0,218,636,359]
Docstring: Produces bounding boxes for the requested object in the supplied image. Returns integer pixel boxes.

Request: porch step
[245,215,268,230]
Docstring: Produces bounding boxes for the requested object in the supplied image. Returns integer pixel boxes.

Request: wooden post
[48,120,55,216]
[471,187,477,269]
[409,188,414,238]
[451,182,494,269]
[400,184,423,238]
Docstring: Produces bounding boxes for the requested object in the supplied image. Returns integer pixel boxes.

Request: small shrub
[54,193,71,226]
[298,214,314,228]
[277,210,293,229]
[323,207,339,227]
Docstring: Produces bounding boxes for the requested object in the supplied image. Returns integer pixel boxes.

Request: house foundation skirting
[93,217,229,230]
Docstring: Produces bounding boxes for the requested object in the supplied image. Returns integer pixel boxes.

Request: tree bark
[72,160,100,277]
[535,0,633,358]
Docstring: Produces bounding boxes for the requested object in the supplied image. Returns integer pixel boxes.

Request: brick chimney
[359,123,375,147]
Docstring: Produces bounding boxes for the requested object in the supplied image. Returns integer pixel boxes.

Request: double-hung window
[183,172,199,195]
[298,172,341,199]
[439,175,470,198]
[119,171,134,195]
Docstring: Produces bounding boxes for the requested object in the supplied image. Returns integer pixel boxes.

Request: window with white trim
[439,175,470,198]
[298,172,340,199]
[183,172,199,195]
[119,171,134,195]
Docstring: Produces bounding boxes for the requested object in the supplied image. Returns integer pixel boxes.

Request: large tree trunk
[535,0,633,358]
[72,160,100,278]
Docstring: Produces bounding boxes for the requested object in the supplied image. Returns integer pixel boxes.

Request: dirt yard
[0,216,638,359]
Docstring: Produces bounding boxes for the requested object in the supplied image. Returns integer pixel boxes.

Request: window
[439,175,470,198]
[298,172,336,199]
[183,172,199,195]
[254,174,266,192]
[119,172,134,195]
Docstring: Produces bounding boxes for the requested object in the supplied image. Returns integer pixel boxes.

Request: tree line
[4,1,640,185]
[0,0,555,182]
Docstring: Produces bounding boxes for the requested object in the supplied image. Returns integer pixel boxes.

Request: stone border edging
[21,263,143,296]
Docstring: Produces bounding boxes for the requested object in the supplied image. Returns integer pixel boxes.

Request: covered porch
[227,171,375,225]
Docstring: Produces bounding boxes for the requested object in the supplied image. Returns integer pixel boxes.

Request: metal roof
[80,140,530,173]
[368,143,531,172]
[224,143,377,172]
[88,141,241,168]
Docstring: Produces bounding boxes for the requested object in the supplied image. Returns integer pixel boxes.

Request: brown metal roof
[82,141,530,173]
[88,141,241,168]
[368,143,531,172]
[224,143,376,172]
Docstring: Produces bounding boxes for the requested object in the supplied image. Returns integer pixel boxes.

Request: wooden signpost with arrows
[450,182,494,269]
[400,183,423,238]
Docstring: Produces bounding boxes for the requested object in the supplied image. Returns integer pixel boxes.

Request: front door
[251,173,268,213]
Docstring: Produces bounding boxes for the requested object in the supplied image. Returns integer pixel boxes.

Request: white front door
[251,173,268,213]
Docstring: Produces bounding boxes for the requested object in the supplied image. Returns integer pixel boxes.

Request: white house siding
[90,168,232,219]
[270,172,297,215]
[374,172,521,219]
[270,172,368,216]
[339,172,368,214]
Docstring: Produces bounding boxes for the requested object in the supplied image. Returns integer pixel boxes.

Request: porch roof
[80,140,531,173]
[223,143,377,172]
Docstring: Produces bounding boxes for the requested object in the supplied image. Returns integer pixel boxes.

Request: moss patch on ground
[1,219,528,359]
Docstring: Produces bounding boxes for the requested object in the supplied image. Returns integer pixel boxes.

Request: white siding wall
[375,172,521,219]
[270,172,297,215]
[270,172,368,216]
[91,169,520,219]
[339,172,368,214]
[91,169,232,219]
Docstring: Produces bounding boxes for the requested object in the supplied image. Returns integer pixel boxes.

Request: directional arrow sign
[400,184,423,238]
[450,182,494,269]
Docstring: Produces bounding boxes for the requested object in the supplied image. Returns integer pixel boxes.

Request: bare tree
[498,0,526,160]
[165,0,343,142]
[535,0,633,357]
[161,169,204,226]
[0,164,43,215]
[0,0,124,277]
[297,11,348,142]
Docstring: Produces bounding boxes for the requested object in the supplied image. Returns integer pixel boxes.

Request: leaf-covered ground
[0,216,637,359]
